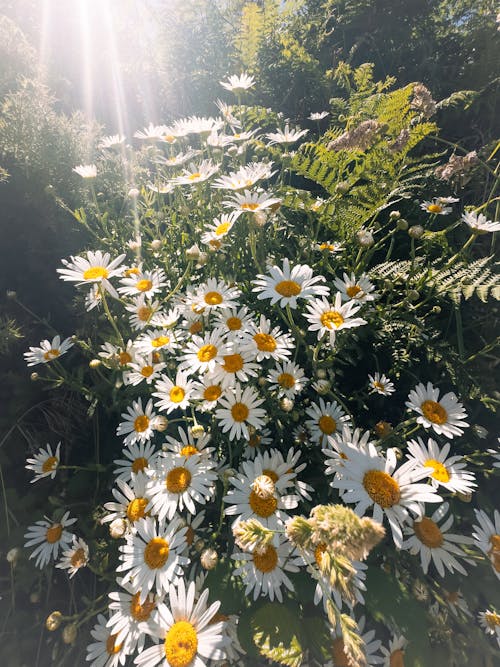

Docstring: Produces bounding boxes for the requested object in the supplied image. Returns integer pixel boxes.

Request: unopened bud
[6,290,17,299]
[46,611,63,631]
[457,491,472,503]
[258,376,267,387]
[356,229,374,247]
[407,290,419,301]
[197,252,208,267]
[280,397,294,412]
[190,424,205,439]
[374,421,392,437]
[313,379,331,395]
[127,239,142,252]
[335,181,350,194]
[128,187,140,199]
[254,211,267,227]
[431,305,441,314]
[108,518,127,539]
[153,415,168,432]
[186,244,201,261]
[200,548,218,570]
[223,468,237,482]
[6,547,21,565]
[396,219,408,230]
[316,369,327,379]
[389,210,401,220]
[151,239,162,251]
[89,359,101,369]
[62,623,78,644]
[30,372,39,381]
[408,225,424,239]
[194,538,205,553]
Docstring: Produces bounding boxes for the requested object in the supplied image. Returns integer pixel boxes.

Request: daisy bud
[194,539,206,553]
[280,397,294,412]
[151,239,162,251]
[392,447,403,460]
[6,547,20,566]
[356,229,374,247]
[254,211,267,227]
[374,421,392,437]
[30,372,39,381]
[431,305,441,314]
[128,187,140,198]
[108,518,127,539]
[313,379,331,395]
[62,623,78,644]
[46,611,63,631]
[153,415,169,432]
[408,224,424,238]
[390,210,401,220]
[251,474,276,500]
[197,252,208,267]
[30,592,40,604]
[127,238,142,252]
[335,181,350,194]
[396,218,408,230]
[316,368,327,379]
[190,424,205,439]
[89,359,101,369]
[200,548,218,570]
[6,290,17,299]
[186,244,201,261]
[457,491,473,503]
[223,468,237,482]
[257,376,267,387]
[408,290,420,301]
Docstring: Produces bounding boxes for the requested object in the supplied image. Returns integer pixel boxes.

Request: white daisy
[155,149,201,168]
[153,370,195,413]
[462,210,500,234]
[25,442,61,483]
[24,335,74,366]
[24,511,76,568]
[133,577,227,667]
[220,72,256,92]
[420,199,452,215]
[73,163,97,178]
[99,341,136,368]
[232,533,302,602]
[241,427,272,459]
[333,272,377,303]
[163,427,214,460]
[211,345,260,388]
[86,613,131,666]
[211,162,274,191]
[134,124,170,141]
[145,453,217,522]
[114,442,158,483]
[304,293,366,346]
[309,111,330,121]
[202,212,239,240]
[330,443,441,547]
[266,124,308,145]
[323,427,377,481]
[117,516,188,603]
[58,250,125,298]
[191,373,226,411]
[170,159,219,186]
[192,278,240,312]
[178,329,229,376]
[135,330,178,357]
[406,382,469,438]
[253,257,329,309]
[212,306,253,339]
[401,502,474,576]
[125,296,160,330]
[405,437,476,494]
[315,239,344,253]
[107,580,159,654]
[267,361,308,398]
[241,314,294,362]
[99,134,126,150]
[215,383,266,441]
[478,610,500,646]
[305,398,349,444]
[102,476,152,528]
[176,115,224,136]
[117,399,158,447]
[118,268,167,298]
[56,536,89,578]
[380,636,407,667]
[223,189,281,216]
[472,509,500,580]
[368,373,395,396]
[123,356,167,387]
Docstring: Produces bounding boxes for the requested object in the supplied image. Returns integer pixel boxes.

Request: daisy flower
[24,511,76,568]
[73,164,97,178]
[85,284,103,311]
[472,509,500,579]
[117,517,188,603]
[215,383,266,441]
[478,610,500,646]
[242,427,272,459]
[153,370,195,413]
[211,346,260,388]
[86,613,131,666]
[107,581,159,655]
[305,398,350,444]
[462,210,500,234]
[323,427,378,481]
[211,162,274,190]
[266,124,308,145]
[241,314,294,362]
[333,272,377,303]
[330,443,441,547]
[123,356,167,387]
[380,636,407,667]
[125,296,160,330]
[202,212,239,240]
[170,159,219,186]
[406,382,469,438]
[117,399,158,447]
[326,615,382,667]
[178,329,229,376]
[420,198,452,215]
[135,329,178,357]
[134,578,227,667]
[25,442,61,482]
[56,536,89,578]
[401,502,474,576]
[253,257,329,309]
[405,437,476,495]
[163,427,214,460]
[304,293,366,346]
[155,149,201,168]
[267,361,308,398]
[24,335,74,366]
[177,115,224,136]
[99,341,135,368]
[232,533,302,603]
[220,72,256,92]
[102,476,151,528]
[368,373,395,396]
[213,306,253,339]
[145,453,217,522]
[223,189,281,216]
[99,134,126,150]
[315,240,344,253]
[114,442,158,483]
[134,124,170,140]
[58,250,125,298]
[118,268,167,298]
[309,111,330,121]
[191,373,226,411]
[191,278,240,312]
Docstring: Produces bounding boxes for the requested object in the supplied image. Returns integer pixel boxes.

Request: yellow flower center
[141,365,154,378]
[106,633,122,655]
[223,353,244,373]
[43,348,60,361]
[42,456,58,473]
[248,490,277,517]
[320,311,344,329]
[204,291,223,305]
[132,456,148,474]
[253,332,277,352]
[424,459,451,483]
[209,239,222,250]
[144,537,170,569]
[318,415,337,435]
[485,611,500,629]
[413,517,444,548]
[421,400,448,425]
[152,336,170,348]
[215,222,230,236]
[197,344,218,363]
[169,386,186,403]
[274,280,301,297]
[203,385,222,402]
[119,351,132,365]
[241,202,259,211]
[363,470,401,508]
[83,266,109,280]
[331,638,350,667]
[226,316,242,331]
[180,445,199,458]
[346,285,362,298]
[152,351,161,363]
[314,543,326,567]
[488,535,500,573]
[253,544,278,572]
[125,267,140,277]
[319,243,334,251]
[277,372,295,389]
[127,497,149,522]
[231,402,249,422]
[188,172,201,180]
[138,306,152,321]
[46,524,63,544]
[427,203,443,213]
[166,467,192,493]
[262,469,278,483]
[130,591,156,622]
[390,649,405,667]
[70,547,87,569]
[373,381,386,391]
[164,621,198,667]
[136,279,153,292]
[134,415,150,433]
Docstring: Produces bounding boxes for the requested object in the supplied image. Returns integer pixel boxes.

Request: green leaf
[252,602,304,667]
